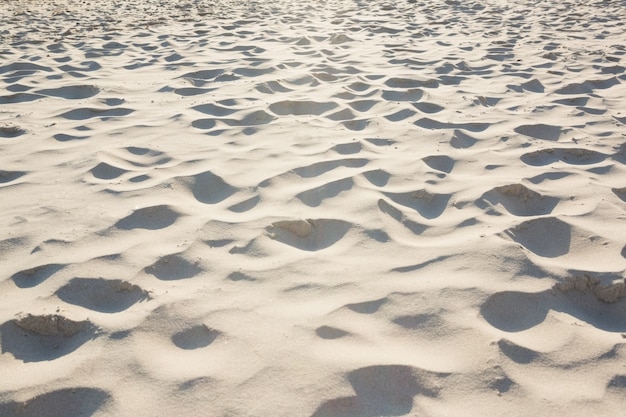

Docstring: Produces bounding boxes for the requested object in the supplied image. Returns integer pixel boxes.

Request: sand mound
[10,264,66,288]
[0,388,111,417]
[0,315,98,362]
[171,325,220,350]
[268,218,352,251]
[481,278,626,333]
[55,278,149,313]
[144,253,203,280]
[312,365,445,417]
[479,183,559,216]
[554,275,626,304]
[114,205,181,230]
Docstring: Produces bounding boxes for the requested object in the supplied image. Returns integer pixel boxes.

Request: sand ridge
[1,0,626,416]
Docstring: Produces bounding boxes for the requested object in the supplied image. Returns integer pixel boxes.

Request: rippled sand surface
[1,1,626,416]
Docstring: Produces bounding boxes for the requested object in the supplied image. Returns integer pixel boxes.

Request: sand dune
[1,0,626,416]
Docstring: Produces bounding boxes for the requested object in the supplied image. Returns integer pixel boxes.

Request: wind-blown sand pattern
[1,0,626,415]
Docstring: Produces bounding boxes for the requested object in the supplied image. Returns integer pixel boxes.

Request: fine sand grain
[1,0,626,416]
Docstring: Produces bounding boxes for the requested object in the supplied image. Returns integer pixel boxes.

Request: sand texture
[1,0,626,415]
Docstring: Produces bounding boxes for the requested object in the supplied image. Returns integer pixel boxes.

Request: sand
[1,0,626,415]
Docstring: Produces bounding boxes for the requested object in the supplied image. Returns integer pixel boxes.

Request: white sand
[1,0,626,415]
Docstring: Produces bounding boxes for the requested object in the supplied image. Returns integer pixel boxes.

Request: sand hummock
[1,0,626,416]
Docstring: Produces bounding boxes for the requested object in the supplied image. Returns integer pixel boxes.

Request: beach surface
[1,0,626,415]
